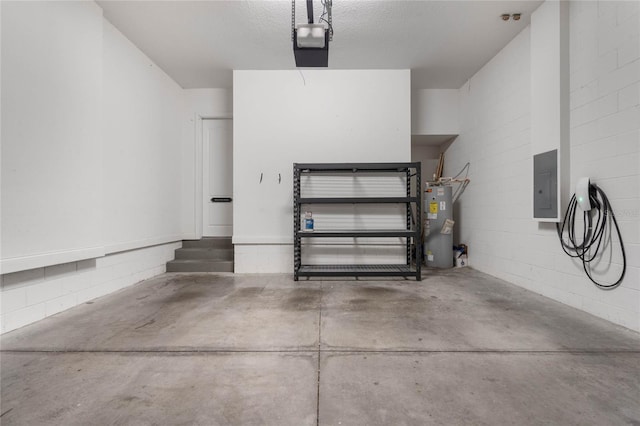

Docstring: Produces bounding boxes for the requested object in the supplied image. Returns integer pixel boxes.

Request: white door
[203,119,233,236]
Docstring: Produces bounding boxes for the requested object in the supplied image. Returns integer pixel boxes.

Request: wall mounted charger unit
[575,177,591,211]
[557,178,626,290]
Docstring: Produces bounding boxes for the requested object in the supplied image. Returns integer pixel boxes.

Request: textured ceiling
[98,0,543,89]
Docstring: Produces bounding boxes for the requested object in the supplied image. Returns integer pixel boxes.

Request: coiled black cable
[556,183,626,290]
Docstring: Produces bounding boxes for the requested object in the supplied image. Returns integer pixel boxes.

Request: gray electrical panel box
[533,149,558,219]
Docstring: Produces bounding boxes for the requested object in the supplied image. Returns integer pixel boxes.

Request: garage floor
[1,268,639,425]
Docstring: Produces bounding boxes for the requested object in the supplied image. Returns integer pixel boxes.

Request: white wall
[530,0,570,221]
[1,1,104,273]
[1,3,186,332]
[233,70,411,272]
[531,1,570,156]
[411,144,441,183]
[180,89,233,239]
[102,20,184,253]
[567,0,639,329]
[410,88,459,187]
[412,89,459,135]
[444,1,639,332]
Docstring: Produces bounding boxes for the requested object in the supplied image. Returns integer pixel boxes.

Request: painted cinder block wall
[444,1,639,332]
[0,244,179,333]
[1,3,185,333]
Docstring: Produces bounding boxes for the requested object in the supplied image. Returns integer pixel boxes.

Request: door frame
[194,114,233,239]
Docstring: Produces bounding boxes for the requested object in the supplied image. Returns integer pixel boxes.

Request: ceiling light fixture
[501,13,510,21]
[292,0,333,67]
[512,13,522,21]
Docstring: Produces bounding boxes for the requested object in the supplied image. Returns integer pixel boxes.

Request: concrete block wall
[444,1,639,332]
[568,0,639,328]
[2,4,186,333]
[0,242,180,334]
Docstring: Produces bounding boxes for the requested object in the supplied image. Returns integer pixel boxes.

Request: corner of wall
[444,0,640,332]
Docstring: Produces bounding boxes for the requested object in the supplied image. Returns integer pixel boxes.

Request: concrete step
[174,247,233,261]
[182,237,232,249]
[166,259,234,273]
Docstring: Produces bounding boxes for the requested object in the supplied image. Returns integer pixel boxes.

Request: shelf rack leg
[406,168,412,270]
[293,165,301,281]
[415,163,422,281]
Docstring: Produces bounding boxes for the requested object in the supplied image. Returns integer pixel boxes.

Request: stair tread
[178,247,232,250]
[176,248,233,253]
[168,239,234,272]
[182,238,233,249]
[176,248,233,252]
[167,259,233,272]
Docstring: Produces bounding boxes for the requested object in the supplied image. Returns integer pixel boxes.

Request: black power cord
[556,183,626,289]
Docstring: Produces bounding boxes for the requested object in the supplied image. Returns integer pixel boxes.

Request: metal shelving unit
[293,162,421,281]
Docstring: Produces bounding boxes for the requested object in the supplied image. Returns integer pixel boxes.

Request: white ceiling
[98,0,543,89]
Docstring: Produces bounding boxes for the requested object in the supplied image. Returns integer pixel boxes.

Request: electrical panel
[533,149,558,220]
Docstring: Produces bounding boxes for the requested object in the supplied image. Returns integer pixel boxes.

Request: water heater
[424,185,453,268]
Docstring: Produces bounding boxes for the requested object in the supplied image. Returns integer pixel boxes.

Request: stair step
[175,247,233,261]
[166,259,234,273]
[182,237,232,249]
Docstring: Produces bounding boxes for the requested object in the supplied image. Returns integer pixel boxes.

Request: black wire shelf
[296,162,420,173]
[296,229,416,238]
[298,197,419,204]
[297,264,417,277]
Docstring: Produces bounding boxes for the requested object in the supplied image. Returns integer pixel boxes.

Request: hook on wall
[278,173,282,184]
[259,172,263,183]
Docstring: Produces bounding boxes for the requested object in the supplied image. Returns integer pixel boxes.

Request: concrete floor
[1,268,639,425]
